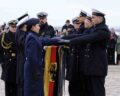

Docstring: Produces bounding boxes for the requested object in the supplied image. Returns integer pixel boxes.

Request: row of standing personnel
[61,13,117,65]
[60,9,110,96]
[0,12,56,96]
[62,20,118,65]
[0,9,110,96]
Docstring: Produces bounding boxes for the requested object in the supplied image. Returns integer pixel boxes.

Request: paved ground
[0,65,120,96]
[0,66,4,96]
[105,65,120,96]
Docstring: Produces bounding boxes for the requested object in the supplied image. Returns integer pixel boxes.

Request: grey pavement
[0,65,120,96]
[64,65,120,96]
[0,66,4,96]
[105,65,120,96]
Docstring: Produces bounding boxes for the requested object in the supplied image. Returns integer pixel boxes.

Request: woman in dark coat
[24,18,59,96]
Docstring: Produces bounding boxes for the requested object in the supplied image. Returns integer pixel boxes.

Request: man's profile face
[79,16,86,23]
[92,15,99,25]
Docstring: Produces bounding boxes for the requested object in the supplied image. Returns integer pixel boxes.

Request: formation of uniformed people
[0,9,118,96]
[0,20,18,96]
[60,9,110,96]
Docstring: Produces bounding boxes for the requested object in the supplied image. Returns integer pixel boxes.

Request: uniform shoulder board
[48,25,54,29]
[1,32,13,49]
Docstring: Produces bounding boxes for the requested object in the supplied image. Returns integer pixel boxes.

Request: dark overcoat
[40,23,55,38]
[68,22,110,78]
[24,31,58,96]
[0,31,17,82]
[15,29,28,85]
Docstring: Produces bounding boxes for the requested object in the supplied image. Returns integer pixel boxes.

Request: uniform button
[87,43,91,47]
[87,49,90,51]
[87,55,90,58]
[11,53,16,57]
[9,50,12,52]
[26,57,28,60]
[72,49,74,51]
[85,49,90,51]
[9,59,12,61]
[85,55,90,58]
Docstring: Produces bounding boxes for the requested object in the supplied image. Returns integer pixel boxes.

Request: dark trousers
[5,81,17,96]
[68,75,105,96]
[17,84,23,96]
[68,75,85,96]
[107,48,115,64]
[84,76,105,96]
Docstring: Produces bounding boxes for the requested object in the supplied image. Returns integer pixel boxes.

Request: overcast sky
[0,0,120,28]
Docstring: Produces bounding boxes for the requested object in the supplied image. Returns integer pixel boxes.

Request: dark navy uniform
[0,20,17,96]
[61,11,110,96]
[69,23,109,76]
[61,17,88,96]
[24,31,44,96]
[24,32,59,96]
[68,10,110,96]
[15,19,28,96]
[40,22,55,37]
[24,18,59,96]
[37,12,55,38]
[78,23,86,34]
[69,23,109,96]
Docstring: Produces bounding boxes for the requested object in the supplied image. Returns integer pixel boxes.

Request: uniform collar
[9,31,15,36]
[30,30,39,36]
[95,21,105,28]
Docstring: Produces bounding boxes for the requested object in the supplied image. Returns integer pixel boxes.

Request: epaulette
[1,32,13,49]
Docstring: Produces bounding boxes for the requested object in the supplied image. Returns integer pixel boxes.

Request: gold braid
[1,32,13,49]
